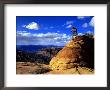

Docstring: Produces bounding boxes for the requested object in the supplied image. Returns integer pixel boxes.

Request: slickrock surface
[49,35,94,73]
[46,67,94,74]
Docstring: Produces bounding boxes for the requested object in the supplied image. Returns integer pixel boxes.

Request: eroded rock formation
[49,35,94,71]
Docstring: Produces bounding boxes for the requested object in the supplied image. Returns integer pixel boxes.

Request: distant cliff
[16,46,62,64]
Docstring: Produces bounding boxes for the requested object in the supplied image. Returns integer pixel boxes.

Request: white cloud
[17,32,71,46]
[86,31,93,34]
[66,21,73,25]
[17,30,27,33]
[77,16,85,19]
[66,24,72,28]
[78,33,84,36]
[77,16,90,20]
[21,33,31,36]
[22,25,26,27]
[62,21,73,27]
[23,22,39,30]
[81,17,94,28]
[89,17,94,27]
[82,23,88,28]
[17,30,31,37]
[50,26,54,29]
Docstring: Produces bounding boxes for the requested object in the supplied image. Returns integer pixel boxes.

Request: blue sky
[16,16,94,46]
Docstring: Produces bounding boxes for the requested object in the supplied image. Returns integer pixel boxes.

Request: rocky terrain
[16,34,94,74]
[50,35,94,70]
[16,47,62,64]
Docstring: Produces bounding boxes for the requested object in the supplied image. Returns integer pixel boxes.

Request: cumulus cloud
[66,24,72,28]
[23,22,39,30]
[89,17,94,27]
[82,23,88,28]
[16,32,71,46]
